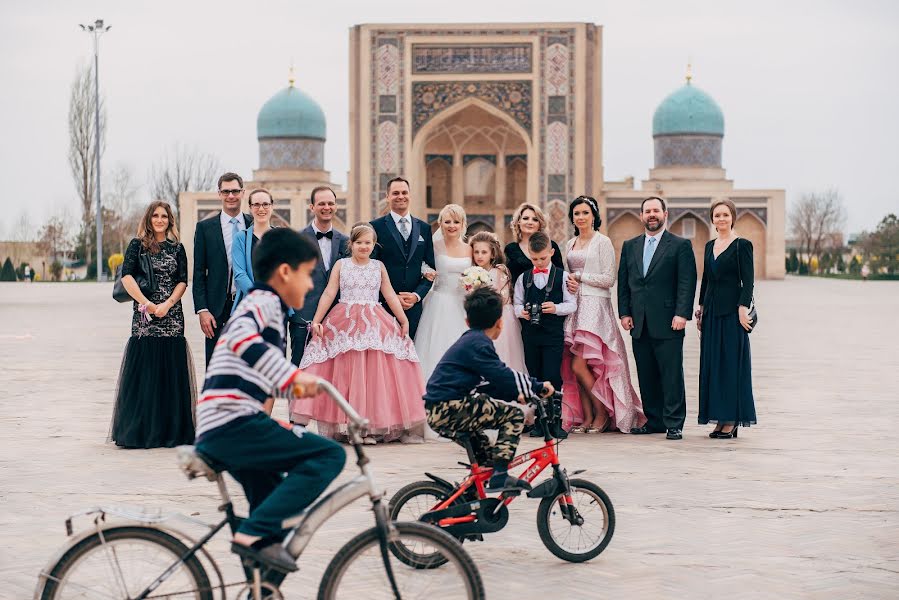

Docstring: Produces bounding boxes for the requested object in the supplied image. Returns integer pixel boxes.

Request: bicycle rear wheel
[318,521,484,600]
[39,526,212,600]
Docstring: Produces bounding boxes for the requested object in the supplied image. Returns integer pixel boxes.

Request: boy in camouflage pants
[423,288,554,492]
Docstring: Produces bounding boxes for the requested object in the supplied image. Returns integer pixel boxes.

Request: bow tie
[533,267,549,275]
[316,230,333,240]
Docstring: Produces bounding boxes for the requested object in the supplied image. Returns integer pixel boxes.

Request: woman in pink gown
[562,196,646,433]
[469,232,527,372]
[290,223,426,444]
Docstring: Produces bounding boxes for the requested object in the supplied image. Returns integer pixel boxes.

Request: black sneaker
[485,474,533,493]
[231,541,298,573]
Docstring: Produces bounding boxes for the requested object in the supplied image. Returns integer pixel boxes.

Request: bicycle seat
[176,445,221,481]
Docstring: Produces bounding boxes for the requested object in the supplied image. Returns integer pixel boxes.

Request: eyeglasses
[219,189,243,196]
[250,202,272,210]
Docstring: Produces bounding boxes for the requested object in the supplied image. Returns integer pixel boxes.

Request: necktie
[229,217,239,295]
[398,217,410,241]
[316,230,333,240]
[643,236,657,276]
[532,267,549,275]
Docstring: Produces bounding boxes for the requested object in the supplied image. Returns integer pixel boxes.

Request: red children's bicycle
[389,392,615,565]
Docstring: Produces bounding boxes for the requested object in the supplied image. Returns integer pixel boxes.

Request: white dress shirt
[513,267,577,318]
[312,221,333,267]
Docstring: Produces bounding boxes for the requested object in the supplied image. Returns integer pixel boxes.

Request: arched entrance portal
[413,99,532,244]
[735,213,767,279]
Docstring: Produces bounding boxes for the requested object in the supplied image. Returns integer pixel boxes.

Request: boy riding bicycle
[424,287,555,493]
[194,228,345,573]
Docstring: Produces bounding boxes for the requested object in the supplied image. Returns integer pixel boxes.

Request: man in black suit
[192,172,253,365]
[290,186,349,366]
[617,196,697,440]
[370,177,435,339]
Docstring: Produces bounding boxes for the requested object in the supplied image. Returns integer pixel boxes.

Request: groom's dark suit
[370,213,435,339]
[289,224,349,365]
[617,229,696,431]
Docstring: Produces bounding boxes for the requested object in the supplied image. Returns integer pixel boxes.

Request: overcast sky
[1,0,897,238]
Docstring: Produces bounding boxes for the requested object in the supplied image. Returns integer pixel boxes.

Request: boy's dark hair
[253,227,319,282]
[464,287,504,330]
[528,231,551,253]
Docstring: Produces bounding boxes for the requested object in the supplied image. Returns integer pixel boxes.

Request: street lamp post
[79,18,110,281]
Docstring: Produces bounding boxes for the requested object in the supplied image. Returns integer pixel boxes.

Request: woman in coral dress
[562,196,646,433]
[290,223,426,444]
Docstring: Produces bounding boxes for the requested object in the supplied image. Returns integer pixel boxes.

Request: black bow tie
[316,230,333,240]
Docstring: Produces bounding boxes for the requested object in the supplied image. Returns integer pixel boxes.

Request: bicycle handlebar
[315,378,370,430]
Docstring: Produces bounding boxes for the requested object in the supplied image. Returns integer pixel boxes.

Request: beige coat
[563,233,617,298]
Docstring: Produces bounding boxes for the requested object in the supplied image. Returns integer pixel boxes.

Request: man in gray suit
[289,186,349,365]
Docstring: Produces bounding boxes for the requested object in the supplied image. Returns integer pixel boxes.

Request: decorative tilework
[259,139,324,170]
[412,44,532,74]
[547,174,566,194]
[545,199,570,242]
[412,81,532,137]
[377,120,399,173]
[376,43,399,95]
[379,95,396,113]
[426,154,454,164]
[654,135,722,168]
[547,95,566,116]
[506,154,527,165]
[545,121,568,175]
[463,154,497,165]
[545,43,570,96]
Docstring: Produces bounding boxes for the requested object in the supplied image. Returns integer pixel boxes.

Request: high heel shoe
[717,425,739,439]
[709,428,724,438]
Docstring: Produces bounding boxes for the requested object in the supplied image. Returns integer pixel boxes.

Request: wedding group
[109,171,757,449]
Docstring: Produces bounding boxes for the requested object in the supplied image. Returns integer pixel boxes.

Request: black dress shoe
[231,541,298,573]
[666,428,683,440]
[630,426,654,434]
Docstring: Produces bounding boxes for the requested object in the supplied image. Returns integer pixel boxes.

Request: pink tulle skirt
[562,296,646,432]
[291,302,426,441]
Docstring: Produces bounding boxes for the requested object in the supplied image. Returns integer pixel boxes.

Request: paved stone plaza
[1,278,897,599]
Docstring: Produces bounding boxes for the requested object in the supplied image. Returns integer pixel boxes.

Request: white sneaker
[362,436,378,445]
[424,425,452,443]
[399,433,424,444]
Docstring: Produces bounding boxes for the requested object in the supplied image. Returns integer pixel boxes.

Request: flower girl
[290,223,426,444]
[469,231,528,373]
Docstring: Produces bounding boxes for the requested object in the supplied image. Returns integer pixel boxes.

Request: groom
[370,177,435,339]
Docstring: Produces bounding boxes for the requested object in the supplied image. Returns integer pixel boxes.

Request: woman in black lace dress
[110,201,196,448]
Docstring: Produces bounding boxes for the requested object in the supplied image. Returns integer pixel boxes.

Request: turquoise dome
[652,82,724,137]
[257,85,326,141]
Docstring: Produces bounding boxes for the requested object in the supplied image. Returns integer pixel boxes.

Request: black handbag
[735,238,758,332]
[112,246,157,303]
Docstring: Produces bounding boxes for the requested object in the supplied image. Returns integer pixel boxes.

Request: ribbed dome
[257,85,326,141]
[652,82,724,137]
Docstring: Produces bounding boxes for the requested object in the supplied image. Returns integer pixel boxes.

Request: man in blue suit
[370,177,435,339]
[289,186,349,365]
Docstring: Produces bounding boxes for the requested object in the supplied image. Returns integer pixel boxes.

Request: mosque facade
[179,22,785,280]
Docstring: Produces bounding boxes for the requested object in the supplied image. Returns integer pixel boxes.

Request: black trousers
[196,413,345,538]
[631,335,686,431]
[288,321,309,366]
[203,298,234,366]
[521,328,563,389]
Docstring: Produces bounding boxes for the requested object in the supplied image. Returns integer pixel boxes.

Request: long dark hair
[568,196,601,234]
[137,201,179,253]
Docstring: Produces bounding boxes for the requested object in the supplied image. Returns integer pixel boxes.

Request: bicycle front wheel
[536,478,615,563]
[318,521,484,600]
[39,526,212,600]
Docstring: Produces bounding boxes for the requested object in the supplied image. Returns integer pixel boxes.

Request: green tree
[849,255,862,275]
[0,257,17,281]
[820,251,833,273]
[871,214,898,274]
[836,253,846,273]
[788,249,800,273]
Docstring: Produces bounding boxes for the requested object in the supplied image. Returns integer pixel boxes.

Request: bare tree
[148,143,221,214]
[104,163,142,253]
[68,61,106,263]
[9,211,34,267]
[789,189,847,268]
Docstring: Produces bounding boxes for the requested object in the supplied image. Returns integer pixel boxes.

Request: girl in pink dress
[469,232,528,373]
[290,223,426,444]
[562,196,646,433]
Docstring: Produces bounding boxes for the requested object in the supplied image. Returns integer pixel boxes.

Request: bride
[415,203,472,381]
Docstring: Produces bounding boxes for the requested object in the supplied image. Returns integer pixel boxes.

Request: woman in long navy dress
[110,201,196,448]
[696,199,757,438]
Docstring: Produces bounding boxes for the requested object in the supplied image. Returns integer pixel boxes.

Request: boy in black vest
[513,232,577,435]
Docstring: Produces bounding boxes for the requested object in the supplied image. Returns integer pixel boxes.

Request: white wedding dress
[414,253,472,381]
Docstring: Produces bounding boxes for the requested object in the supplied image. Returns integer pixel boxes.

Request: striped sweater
[196,285,299,438]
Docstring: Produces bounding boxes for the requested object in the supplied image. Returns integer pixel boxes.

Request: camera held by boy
[194,227,346,573]
[424,287,555,492]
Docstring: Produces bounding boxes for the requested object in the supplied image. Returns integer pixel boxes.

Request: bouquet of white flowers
[460,266,493,293]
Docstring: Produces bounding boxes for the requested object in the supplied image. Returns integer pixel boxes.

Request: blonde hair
[438,203,467,240]
[350,222,377,244]
[137,201,179,253]
[510,202,547,242]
